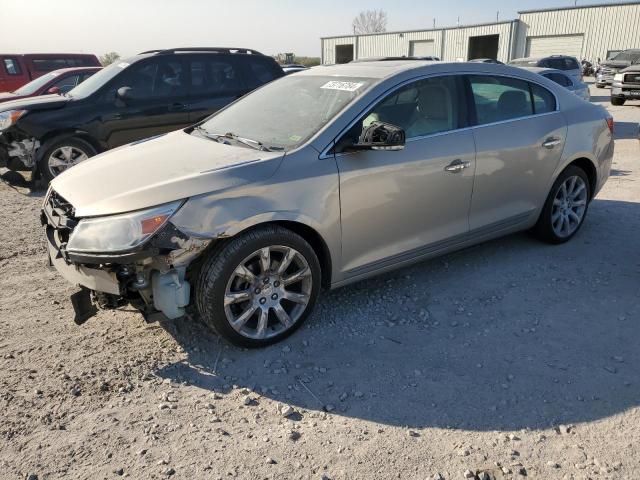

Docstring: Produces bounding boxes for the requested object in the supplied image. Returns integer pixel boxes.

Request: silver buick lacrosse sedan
[43,60,614,347]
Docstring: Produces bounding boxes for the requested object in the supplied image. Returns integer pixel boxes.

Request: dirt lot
[1,84,639,480]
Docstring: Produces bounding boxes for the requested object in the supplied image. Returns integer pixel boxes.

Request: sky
[0,0,633,58]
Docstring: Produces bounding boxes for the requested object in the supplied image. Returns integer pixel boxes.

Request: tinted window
[544,72,572,87]
[32,58,72,71]
[470,75,533,124]
[113,59,186,99]
[52,74,81,93]
[530,83,556,114]
[189,56,245,96]
[544,58,566,70]
[245,58,282,90]
[564,57,580,70]
[3,58,21,75]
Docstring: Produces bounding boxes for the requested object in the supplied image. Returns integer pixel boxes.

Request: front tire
[532,166,591,244]
[195,225,321,347]
[611,96,626,106]
[38,136,97,183]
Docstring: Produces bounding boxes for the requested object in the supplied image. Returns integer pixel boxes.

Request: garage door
[409,40,436,57]
[525,35,584,58]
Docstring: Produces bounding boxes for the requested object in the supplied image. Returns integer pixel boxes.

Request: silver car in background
[518,66,591,101]
[509,55,583,83]
[42,61,614,347]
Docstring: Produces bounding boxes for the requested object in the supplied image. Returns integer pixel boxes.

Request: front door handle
[542,137,562,149]
[444,159,471,173]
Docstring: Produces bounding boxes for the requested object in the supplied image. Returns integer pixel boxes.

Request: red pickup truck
[0,53,101,92]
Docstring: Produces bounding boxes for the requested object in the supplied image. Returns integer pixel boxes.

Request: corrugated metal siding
[320,3,640,65]
[441,22,514,62]
[357,30,442,59]
[517,3,640,60]
[322,36,356,64]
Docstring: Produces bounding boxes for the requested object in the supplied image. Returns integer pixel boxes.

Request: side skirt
[331,212,534,289]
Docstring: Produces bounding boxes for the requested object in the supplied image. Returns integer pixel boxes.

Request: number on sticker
[321,81,364,92]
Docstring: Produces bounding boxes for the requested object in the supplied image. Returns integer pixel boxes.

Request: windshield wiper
[194,128,274,152]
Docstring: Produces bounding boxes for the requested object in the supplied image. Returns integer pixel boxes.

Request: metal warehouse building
[321,1,640,64]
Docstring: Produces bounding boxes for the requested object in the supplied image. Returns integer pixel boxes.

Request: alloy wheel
[47,146,89,177]
[223,245,312,340]
[551,175,588,238]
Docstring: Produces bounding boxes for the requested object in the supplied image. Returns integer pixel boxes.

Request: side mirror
[116,86,134,103]
[344,122,406,152]
[47,86,61,95]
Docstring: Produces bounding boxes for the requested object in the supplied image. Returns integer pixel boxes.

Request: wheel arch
[36,129,103,162]
[566,157,598,200]
[203,217,334,290]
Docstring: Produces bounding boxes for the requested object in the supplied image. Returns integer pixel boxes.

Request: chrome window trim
[319,71,560,160]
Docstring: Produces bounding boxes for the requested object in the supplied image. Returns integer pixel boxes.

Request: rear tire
[38,136,97,183]
[611,97,626,106]
[195,225,321,348]
[532,166,591,244]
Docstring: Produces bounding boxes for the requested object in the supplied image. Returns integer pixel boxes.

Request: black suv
[0,48,284,182]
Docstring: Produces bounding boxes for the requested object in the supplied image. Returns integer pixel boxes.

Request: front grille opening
[45,190,78,235]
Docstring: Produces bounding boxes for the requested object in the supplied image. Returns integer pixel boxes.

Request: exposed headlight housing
[614,73,624,82]
[0,109,27,131]
[67,201,184,253]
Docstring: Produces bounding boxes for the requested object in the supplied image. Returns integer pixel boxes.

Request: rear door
[467,74,566,230]
[186,54,248,123]
[99,56,191,148]
[0,56,29,92]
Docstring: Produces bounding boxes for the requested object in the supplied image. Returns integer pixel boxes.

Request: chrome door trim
[320,71,561,160]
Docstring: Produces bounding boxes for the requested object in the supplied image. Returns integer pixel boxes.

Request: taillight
[606,117,614,134]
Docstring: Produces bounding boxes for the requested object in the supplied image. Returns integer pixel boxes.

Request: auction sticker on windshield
[321,81,364,92]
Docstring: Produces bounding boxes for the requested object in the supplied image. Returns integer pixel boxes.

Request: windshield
[198,75,374,151]
[612,50,640,62]
[13,71,60,95]
[67,60,128,98]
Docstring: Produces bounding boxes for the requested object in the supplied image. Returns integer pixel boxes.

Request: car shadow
[614,121,640,140]
[0,170,45,198]
[155,198,640,432]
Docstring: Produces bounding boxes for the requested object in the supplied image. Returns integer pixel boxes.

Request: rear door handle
[444,159,471,173]
[542,137,562,149]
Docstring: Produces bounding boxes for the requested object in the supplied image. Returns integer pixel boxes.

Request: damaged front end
[41,189,211,324]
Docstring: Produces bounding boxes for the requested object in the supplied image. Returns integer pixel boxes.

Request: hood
[0,93,70,112]
[600,60,632,69]
[0,91,20,103]
[621,65,640,73]
[51,130,285,217]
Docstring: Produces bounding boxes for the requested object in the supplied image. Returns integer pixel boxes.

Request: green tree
[99,52,120,66]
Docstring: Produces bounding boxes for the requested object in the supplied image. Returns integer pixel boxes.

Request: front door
[466,74,567,230]
[335,75,476,275]
[100,57,191,148]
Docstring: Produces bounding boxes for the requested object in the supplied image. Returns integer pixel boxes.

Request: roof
[298,60,549,82]
[48,66,102,74]
[299,59,434,78]
[515,66,562,74]
[519,1,640,14]
[320,20,518,40]
[510,55,579,62]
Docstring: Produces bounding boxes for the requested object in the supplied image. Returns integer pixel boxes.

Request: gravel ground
[1,83,639,480]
